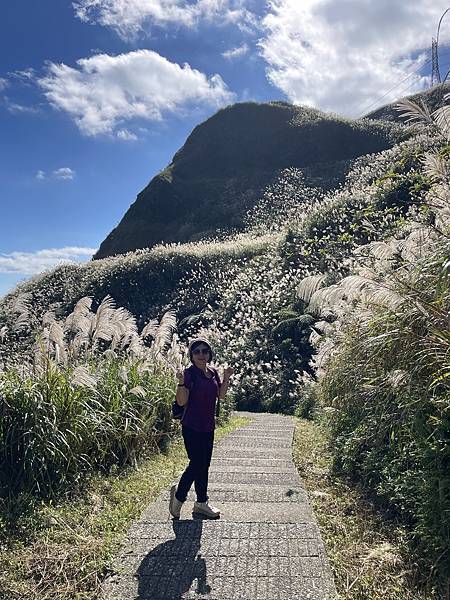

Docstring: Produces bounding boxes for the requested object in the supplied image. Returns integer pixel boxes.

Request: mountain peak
[94,101,401,259]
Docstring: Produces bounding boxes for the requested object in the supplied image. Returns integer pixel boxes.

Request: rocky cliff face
[95,101,401,259]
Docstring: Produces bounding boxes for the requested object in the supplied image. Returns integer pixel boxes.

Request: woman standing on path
[169,337,233,519]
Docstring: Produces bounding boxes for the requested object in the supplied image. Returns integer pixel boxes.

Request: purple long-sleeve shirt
[182,365,221,432]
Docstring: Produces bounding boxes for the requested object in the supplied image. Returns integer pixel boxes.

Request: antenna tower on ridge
[431,37,441,85]
[431,8,450,87]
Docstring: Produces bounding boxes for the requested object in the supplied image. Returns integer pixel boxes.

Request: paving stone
[138,501,313,523]
[209,463,298,474]
[160,488,308,503]
[218,437,292,448]
[213,447,292,459]
[225,431,293,439]
[193,483,305,495]
[101,413,336,600]
[239,426,294,432]
[208,471,300,486]
[210,458,295,468]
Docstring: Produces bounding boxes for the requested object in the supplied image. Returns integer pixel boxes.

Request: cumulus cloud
[0,247,97,275]
[222,43,250,60]
[259,0,449,116]
[35,170,46,180]
[38,50,234,136]
[73,0,256,39]
[0,77,9,91]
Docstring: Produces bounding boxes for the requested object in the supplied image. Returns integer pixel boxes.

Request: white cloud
[35,167,76,180]
[11,68,36,83]
[117,128,138,141]
[259,0,449,117]
[0,247,97,275]
[222,43,249,60]
[0,77,9,91]
[38,49,234,136]
[4,97,40,114]
[53,167,76,180]
[73,0,256,39]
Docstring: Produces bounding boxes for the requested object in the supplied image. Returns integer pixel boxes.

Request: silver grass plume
[309,320,333,346]
[11,292,32,331]
[152,309,177,353]
[42,311,56,326]
[311,338,336,372]
[306,274,405,319]
[64,297,94,359]
[395,99,433,126]
[166,332,184,374]
[127,334,144,359]
[296,274,327,304]
[422,152,448,183]
[129,386,147,399]
[399,227,436,262]
[119,366,129,383]
[365,241,398,261]
[110,307,138,351]
[48,321,67,364]
[71,365,98,391]
[386,369,410,389]
[120,332,135,351]
[0,325,8,344]
[92,295,116,345]
[362,285,405,310]
[433,103,450,140]
[141,318,159,340]
[307,283,346,317]
[65,297,93,335]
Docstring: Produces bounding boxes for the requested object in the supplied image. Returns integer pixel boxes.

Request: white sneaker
[193,501,220,519]
[169,484,183,519]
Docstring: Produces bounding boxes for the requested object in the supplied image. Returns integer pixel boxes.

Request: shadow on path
[137,519,211,600]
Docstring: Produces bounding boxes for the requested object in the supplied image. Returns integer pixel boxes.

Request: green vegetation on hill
[95,101,405,258]
[0,235,270,366]
[365,83,450,122]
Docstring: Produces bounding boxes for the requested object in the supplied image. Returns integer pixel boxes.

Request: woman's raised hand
[176,370,184,384]
[223,366,234,379]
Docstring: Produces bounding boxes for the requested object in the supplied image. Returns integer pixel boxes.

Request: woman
[169,337,233,519]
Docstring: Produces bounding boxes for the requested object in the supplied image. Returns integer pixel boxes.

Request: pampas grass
[0,298,182,501]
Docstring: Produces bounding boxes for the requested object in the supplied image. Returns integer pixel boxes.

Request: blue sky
[1,0,449,297]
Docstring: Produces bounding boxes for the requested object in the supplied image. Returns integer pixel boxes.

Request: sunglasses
[192,347,210,355]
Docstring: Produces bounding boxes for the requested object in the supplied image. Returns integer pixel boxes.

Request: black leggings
[176,426,214,503]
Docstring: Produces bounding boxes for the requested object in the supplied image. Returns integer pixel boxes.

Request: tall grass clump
[318,245,450,586]
[0,296,187,503]
[310,95,450,588]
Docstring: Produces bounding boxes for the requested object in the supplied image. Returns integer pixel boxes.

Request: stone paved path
[102,413,336,599]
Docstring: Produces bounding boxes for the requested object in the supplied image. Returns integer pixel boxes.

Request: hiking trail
[102,412,336,599]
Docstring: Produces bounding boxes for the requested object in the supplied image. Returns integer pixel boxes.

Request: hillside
[365,83,449,122]
[94,102,402,259]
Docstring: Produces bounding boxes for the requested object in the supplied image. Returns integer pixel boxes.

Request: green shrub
[318,249,450,582]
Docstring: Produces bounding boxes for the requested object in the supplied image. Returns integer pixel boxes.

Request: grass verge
[293,418,445,600]
[0,415,250,600]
